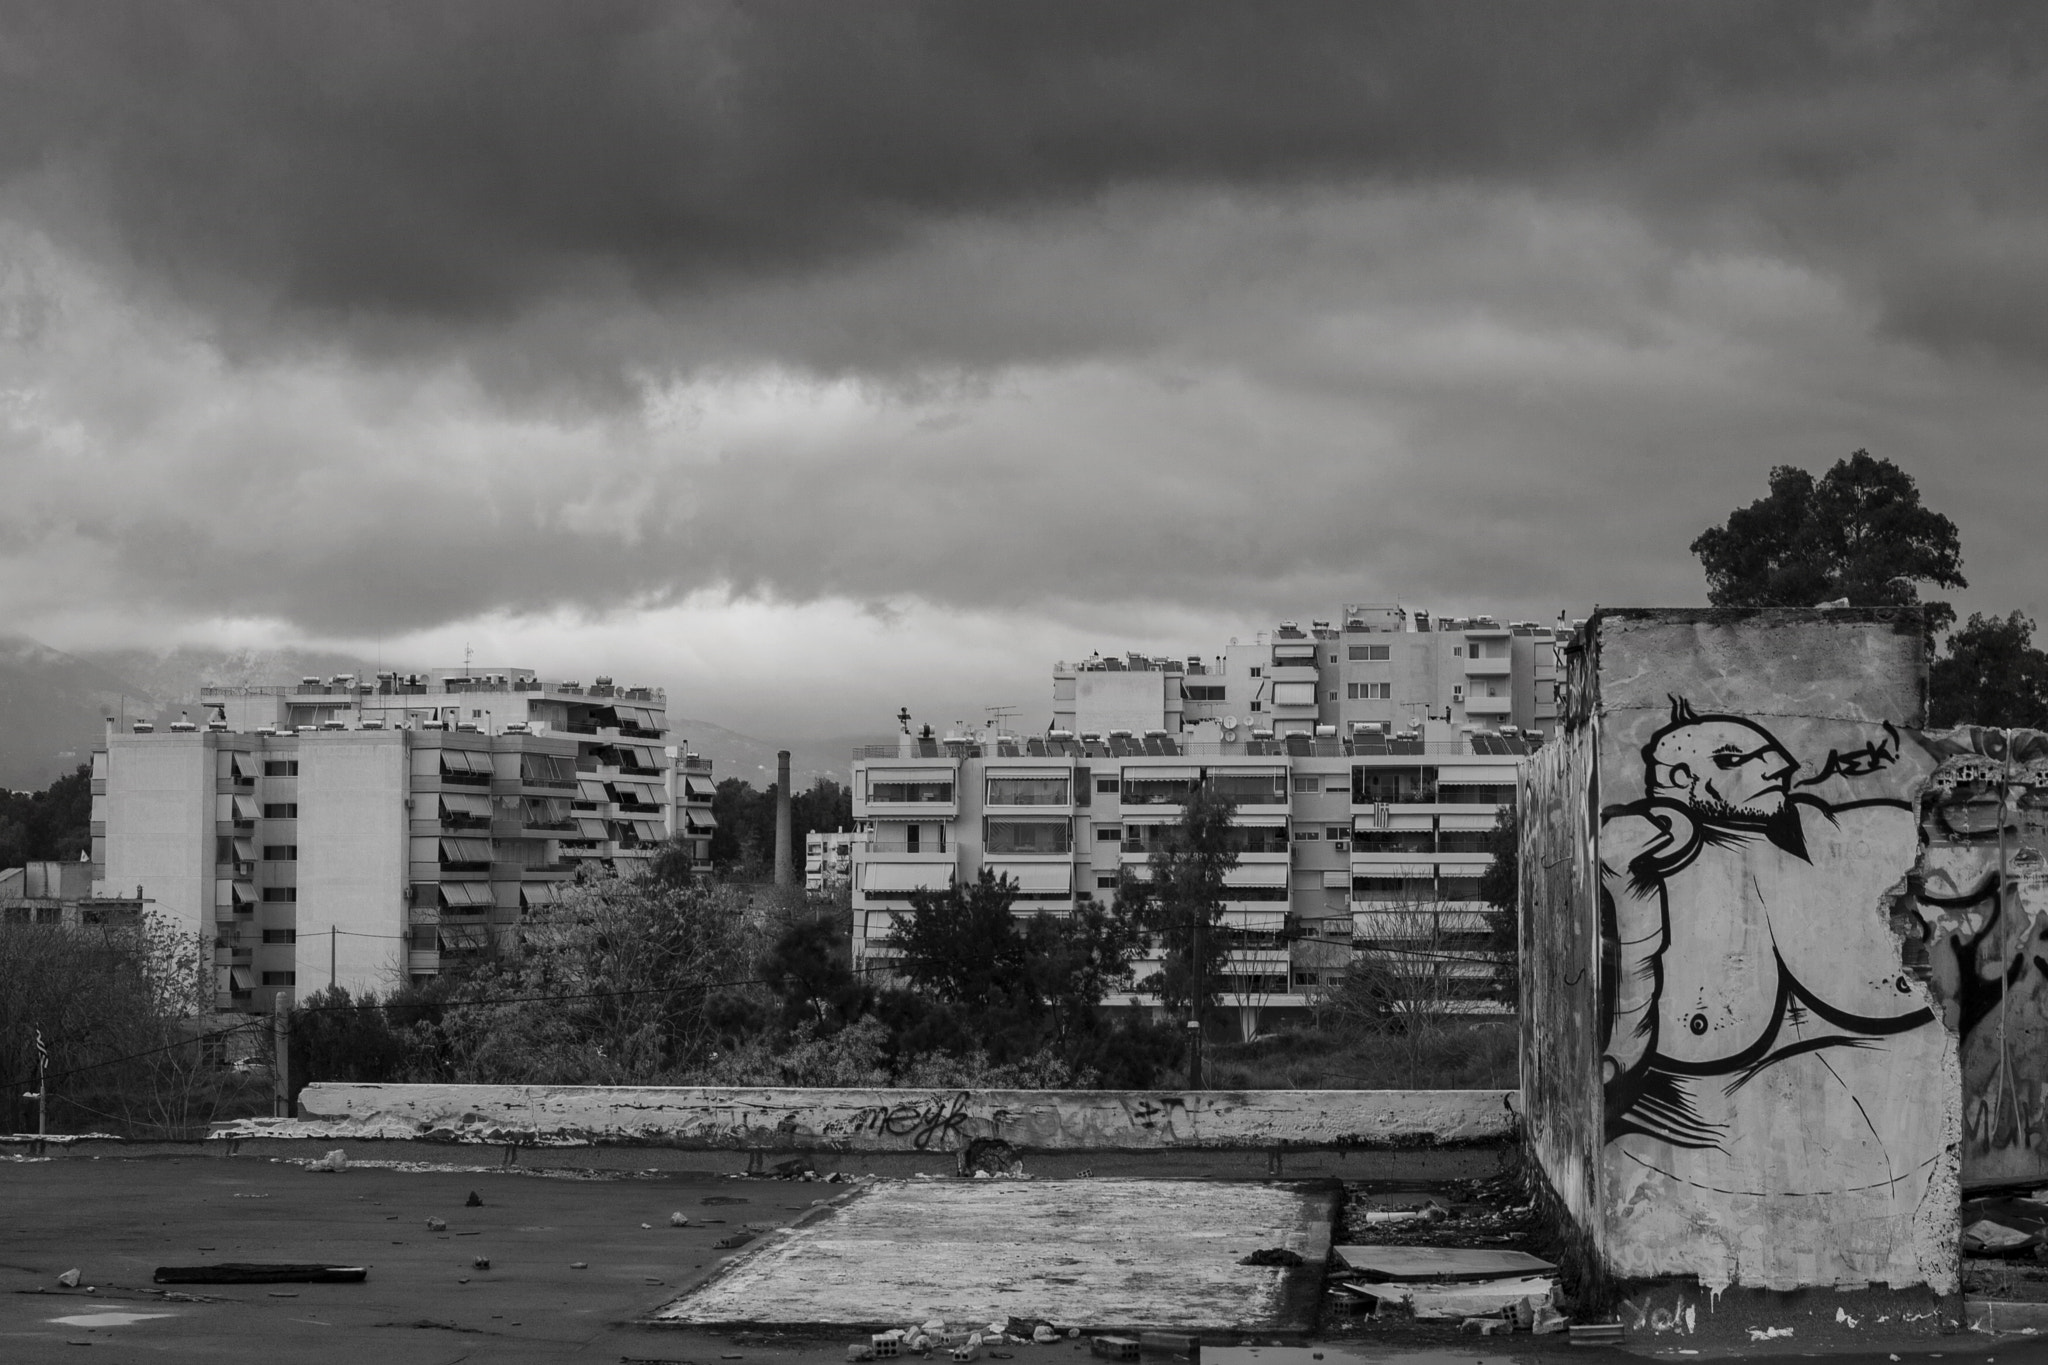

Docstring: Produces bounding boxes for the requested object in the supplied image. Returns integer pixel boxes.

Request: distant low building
[0,859,147,928]
[805,829,856,894]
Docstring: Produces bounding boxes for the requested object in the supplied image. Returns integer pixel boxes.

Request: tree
[1929,612,2048,730]
[1690,451,1966,636]
[1336,900,1487,1087]
[1476,804,1519,1007]
[1126,784,1238,1015]
[887,870,1032,1010]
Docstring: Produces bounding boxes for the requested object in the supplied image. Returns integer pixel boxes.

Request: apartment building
[92,669,714,1014]
[805,830,857,894]
[1054,605,1562,743]
[848,717,1524,1038]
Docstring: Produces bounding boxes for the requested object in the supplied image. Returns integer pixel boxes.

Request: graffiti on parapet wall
[1597,698,1938,1193]
[1901,727,2048,1180]
[842,1093,980,1150]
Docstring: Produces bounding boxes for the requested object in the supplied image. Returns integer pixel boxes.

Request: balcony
[1463,655,1512,676]
[1463,694,1513,716]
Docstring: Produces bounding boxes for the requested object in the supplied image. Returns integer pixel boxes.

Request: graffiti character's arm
[1598,806,1684,1091]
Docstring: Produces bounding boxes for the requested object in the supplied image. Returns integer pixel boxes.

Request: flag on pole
[34,1026,49,1074]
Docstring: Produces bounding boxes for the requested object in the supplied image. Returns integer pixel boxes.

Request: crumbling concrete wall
[238,1084,1514,1150]
[1522,608,1961,1294]
[1899,725,2048,1190]
[1518,687,1604,1259]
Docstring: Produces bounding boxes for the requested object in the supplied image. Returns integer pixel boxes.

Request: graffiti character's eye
[1712,752,1746,769]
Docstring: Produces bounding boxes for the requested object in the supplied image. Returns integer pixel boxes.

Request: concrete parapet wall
[220,1084,1514,1151]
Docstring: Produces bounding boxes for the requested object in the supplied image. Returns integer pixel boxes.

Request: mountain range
[0,635,883,792]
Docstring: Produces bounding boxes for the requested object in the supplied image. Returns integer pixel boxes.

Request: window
[1329,691,1338,702]
[1347,682,1391,700]
[261,971,297,986]
[1271,681,1316,707]
[264,760,299,777]
[1440,874,1485,901]
[984,818,1072,855]
[986,776,1070,806]
[261,929,298,944]
[1096,826,1123,842]
[1353,828,1434,854]
[1294,828,1321,841]
[1439,783,1516,806]
[1349,644,1391,661]
[1250,667,1262,678]
[1326,826,1349,841]
[521,753,579,786]
[1354,766,1435,803]
[263,803,298,819]
[261,887,298,902]
[867,777,955,803]
[1452,684,1464,699]
[1097,874,1119,889]
[1437,830,1493,854]
[1121,774,1197,805]
[1096,777,1121,794]
[1453,646,1463,656]
[1292,775,1320,794]
[1208,771,1287,804]
[1250,700,1262,712]
[264,845,297,861]
[1183,684,1226,702]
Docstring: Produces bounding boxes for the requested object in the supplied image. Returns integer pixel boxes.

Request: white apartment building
[805,829,857,894]
[92,669,714,1014]
[1054,606,1562,745]
[848,715,1524,1038]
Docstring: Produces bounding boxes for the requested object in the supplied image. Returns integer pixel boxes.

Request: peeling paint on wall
[1898,725,2048,1190]
[1523,610,1961,1295]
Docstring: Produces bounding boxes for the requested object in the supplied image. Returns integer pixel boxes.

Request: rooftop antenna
[463,642,473,674]
[896,706,912,734]
[986,704,1019,736]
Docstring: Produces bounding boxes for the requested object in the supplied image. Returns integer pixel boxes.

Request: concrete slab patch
[1330,1246,1554,1282]
[649,1177,1336,1332]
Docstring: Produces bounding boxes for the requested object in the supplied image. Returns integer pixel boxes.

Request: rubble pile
[847,1316,1082,1361]
[1960,1193,2048,1305]
[1323,1173,1592,1339]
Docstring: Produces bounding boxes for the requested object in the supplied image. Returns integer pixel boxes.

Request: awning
[868,767,954,785]
[230,880,257,903]
[1272,642,1317,660]
[440,792,493,818]
[230,967,255,990]
[987,862,1073,894]
[1224,864,1289,888]
[571,816,605,839]
[231,752,263,780]
[631,820,664,841]
[578,778,608,803]
[984,767,1071,781]
[1438,770,1513,785]
[1354,812,1433,832]
[617,705,656,728]
[1123,765,1199,782]
[1222,908,1287,929]
[861,862,955,893]
[442,749,492,774]
[233,795,262,820]
[1231,813,1288,827]
[439,837,493,863]
[685,775,717,798]
[233,838,256,862]
[684,807,716,830]
[1356,863,1437,879]
[520,882,563,908]
[621,745,660,769]
[1212,766,1286,778]
[1321,871,1352,889]
[1438,812,1500,831]
[439,881,495,907]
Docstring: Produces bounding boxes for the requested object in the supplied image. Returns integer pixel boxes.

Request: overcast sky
[2,2,2045,737]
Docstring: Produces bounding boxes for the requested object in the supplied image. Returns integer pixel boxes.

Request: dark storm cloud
[8,1,2044,366]
[2,1,2047,653]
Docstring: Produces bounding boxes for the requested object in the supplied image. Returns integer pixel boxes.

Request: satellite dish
[1223,715,1239,730]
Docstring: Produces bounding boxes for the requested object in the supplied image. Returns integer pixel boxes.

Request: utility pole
[330,924,337,990]
[29,1025,48,1146]
[1189,908,1206,1090]
[272,1004,291,1119]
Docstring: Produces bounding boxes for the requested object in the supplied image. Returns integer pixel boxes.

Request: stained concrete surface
[653,1177,1335,1331]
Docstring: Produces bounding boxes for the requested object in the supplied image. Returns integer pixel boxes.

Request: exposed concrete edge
[216,1085,1516,1151]
[1966,1297,2048,1334]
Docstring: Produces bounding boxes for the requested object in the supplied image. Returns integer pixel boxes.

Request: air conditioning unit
[1333,840,1350,854]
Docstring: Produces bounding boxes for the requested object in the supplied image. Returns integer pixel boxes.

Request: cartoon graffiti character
[1599,698,1934,1173]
